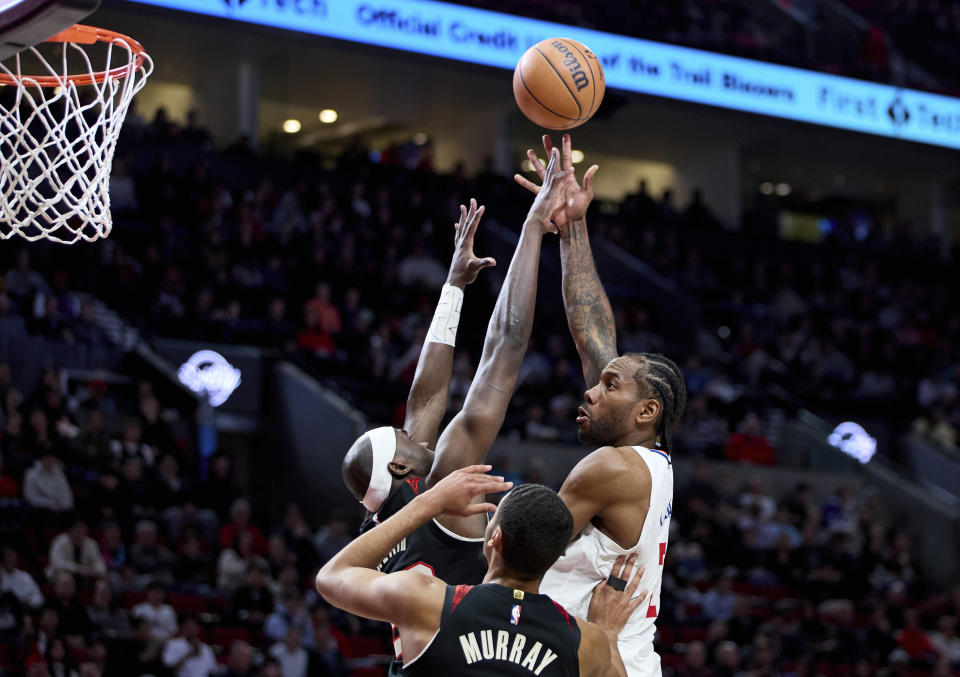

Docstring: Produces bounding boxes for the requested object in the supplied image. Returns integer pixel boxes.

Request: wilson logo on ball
[550,40,590,92]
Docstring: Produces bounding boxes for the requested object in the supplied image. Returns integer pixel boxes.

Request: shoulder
[566,446,649,490]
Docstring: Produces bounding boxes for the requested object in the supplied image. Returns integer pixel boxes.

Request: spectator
[48,572,91,642]
[105,616,167,677]
[930,616,960,664]
[47,519,107,581]
[304,284,342,335]
[724,413,775,465]
[702,574,736,622]
[675,640,713,677]
[161,614,217,677]
[265,534,295,580]
[220,640,255,677]
[397,242,447,289]
[5,249,51,302]
[229,562,274,626]
[264,590,313,648]
[129,521,177,588]
[201,454,237,522]
[258,659,282,677]
[307,606,346,676]
[268,626,308,677]
[218,498,267,555]
[174,528,214,592]
[23,450,74,513]
[71,412,111,470]
[217,530,267,592]
[109,418,155,468]
[85,578,130,640]
[46,636,79,677]
[132,582,178,642]
[1,545,43,609]
[153,454,217,543]
[312,511,352,568]
[97,521,127,584]
[34,604,61,655]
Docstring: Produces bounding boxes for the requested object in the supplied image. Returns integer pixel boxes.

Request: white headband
[361,426,397,512]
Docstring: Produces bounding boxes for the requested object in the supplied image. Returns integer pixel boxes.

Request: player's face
[393,430,435,477]
[577,358,640,446]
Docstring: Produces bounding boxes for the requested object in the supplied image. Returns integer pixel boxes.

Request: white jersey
[540,445,673,677]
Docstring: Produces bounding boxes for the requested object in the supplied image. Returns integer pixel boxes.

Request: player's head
[483,484,573,580]
[341,426,434,512]
[578,353,686,453]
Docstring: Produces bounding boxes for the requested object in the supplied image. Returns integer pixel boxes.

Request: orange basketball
[513,38,606,130]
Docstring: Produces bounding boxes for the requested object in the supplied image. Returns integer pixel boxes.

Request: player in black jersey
[340,151,569,562]
[316,465,648,676]
[339,150,571,670]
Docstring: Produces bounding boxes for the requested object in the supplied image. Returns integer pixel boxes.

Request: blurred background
[0,1,959,676]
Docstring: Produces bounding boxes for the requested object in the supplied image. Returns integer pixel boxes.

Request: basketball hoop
[0,24,152,244]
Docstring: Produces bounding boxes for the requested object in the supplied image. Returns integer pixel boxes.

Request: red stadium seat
[168,593,208,613]
[123,590,147,608]
[209,626,253,648]
[348,634,387,657]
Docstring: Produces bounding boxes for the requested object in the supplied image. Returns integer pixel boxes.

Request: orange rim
[0,24,147,87]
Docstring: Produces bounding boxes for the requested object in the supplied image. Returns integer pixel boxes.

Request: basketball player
[515,134,687,677]
[340,150,571,666]
[316,464,648,676]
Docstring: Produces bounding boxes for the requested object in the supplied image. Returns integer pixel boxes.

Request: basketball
[513,38,605,130]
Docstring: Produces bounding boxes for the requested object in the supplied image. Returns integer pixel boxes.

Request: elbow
[314,566,336,602]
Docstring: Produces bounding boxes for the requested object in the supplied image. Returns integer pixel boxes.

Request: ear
[487,525,503,552]
[387,460,413,479]
[633,398,661,427]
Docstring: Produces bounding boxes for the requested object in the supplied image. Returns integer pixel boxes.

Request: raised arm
[515,134,618,385]
[404,200,495,446]
[426,149,570,491]
[316,467,509,652]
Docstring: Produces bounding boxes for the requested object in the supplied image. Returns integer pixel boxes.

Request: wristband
[427,283,463,346]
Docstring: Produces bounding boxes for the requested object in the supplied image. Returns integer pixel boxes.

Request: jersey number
[646,542,667,619]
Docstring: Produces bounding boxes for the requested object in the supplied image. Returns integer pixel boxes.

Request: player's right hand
[525,147,573,234]
[447,198,496,287]
[419,465,512,517]
[514,133,598,230]
[587,554,648,638]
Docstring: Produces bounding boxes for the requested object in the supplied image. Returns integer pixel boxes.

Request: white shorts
[619,638,661,677]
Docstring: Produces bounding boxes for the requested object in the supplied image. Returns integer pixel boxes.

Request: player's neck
[609,430,656,449]
[483,569,542,595]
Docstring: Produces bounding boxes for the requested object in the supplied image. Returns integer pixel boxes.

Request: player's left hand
[447,198,496,287]
[514,133,598,230]
[587,554,648,638]
[419,465,512,517]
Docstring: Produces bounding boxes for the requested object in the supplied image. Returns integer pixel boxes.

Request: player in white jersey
[515,134,687,677]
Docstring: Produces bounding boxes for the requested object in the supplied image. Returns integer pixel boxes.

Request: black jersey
[403,584,582,676]
[360,478,487,671]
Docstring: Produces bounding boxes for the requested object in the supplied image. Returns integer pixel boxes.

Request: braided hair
[623,353,687,455]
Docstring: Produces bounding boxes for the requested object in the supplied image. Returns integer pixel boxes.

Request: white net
[0,28,152,244]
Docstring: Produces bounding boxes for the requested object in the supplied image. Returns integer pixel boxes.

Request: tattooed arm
[514,133,617,385]
[560,217,618,385]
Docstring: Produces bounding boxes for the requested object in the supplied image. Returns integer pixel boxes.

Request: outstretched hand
[514,133,598,232]
[525,147,574,235]
[448,198,496,287]
[419,465,512,518]
[587,554,648,638]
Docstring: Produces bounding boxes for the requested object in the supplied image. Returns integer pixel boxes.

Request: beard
[578,401,632,446]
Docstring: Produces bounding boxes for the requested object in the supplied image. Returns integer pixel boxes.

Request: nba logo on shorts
[510,604,521,626]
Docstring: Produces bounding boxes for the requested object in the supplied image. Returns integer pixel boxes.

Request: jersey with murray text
[402,584,581,676]
[360,478,487,673]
